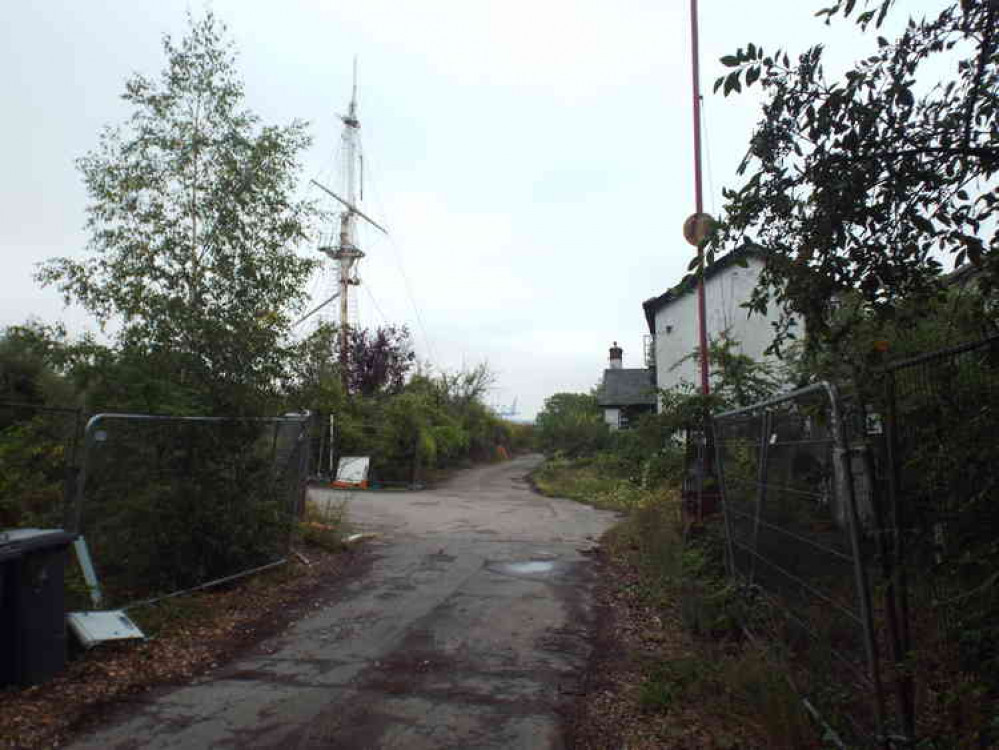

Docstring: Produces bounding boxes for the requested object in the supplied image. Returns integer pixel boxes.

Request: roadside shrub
[298,499,347,552]
[82,421,295,605]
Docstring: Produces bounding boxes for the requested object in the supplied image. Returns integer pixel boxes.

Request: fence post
[749,409,772,586]
[68,414,103,535]
[827,383,888,746]
[882,368,915,741]
[294,417,311,524]
[711,417,738,578]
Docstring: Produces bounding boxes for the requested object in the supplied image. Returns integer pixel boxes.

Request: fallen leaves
[0,546,365,750]
[566,545,777,750]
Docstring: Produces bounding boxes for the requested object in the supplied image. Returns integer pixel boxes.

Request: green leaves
[37,11,320,415]
[535,392,609,458]
[713,0,999,355]
[715,43,769,96]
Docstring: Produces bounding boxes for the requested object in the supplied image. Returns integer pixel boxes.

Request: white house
[642,245,784,394]
[596,342,656,430]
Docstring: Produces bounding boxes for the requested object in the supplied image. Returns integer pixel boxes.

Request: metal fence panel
[714,383,885,747]
[882,334,999,745]
[71,413,309,609]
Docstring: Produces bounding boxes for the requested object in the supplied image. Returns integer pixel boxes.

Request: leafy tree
[674,331,783,411]
[713,0,999,351]
[434,362,496,409]
[346,325,416,397]
[534,391,609,458]
[0,322,79,527]
[0,321,74,407]
[37,12,318,413]
[290,323,415,402]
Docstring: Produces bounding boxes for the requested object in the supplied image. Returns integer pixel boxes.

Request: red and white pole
[689,0,711,398]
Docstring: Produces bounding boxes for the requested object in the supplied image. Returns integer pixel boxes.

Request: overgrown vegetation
[570,482,819,747]
[538,334,814,744]
[710,0,999,356]
[297,499,349,553]
[533,332,780,509]
[289,322,531,482]
[703,5,999,739]
[0,12,524,613]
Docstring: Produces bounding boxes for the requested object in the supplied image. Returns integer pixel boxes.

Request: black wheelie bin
[0,528,77,686]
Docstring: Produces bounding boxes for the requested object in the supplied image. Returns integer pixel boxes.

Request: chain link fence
[70,413,310,609]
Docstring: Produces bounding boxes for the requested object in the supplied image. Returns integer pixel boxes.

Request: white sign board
[336,456,370,485]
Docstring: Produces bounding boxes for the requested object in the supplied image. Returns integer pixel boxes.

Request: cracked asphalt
[67,454,620,749]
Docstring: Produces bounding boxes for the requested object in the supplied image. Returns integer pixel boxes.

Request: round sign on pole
[683,212,715,246]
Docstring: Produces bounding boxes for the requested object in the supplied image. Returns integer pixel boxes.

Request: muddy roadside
[1,546,372,750]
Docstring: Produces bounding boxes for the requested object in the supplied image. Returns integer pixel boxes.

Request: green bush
[534,392,609,458]
[82,421,294,604]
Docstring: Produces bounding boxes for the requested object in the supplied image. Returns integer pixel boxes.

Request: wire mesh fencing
[0,402,84,529]
[879,334,999,745]
[71,413,310,609]
[714,383,885,747]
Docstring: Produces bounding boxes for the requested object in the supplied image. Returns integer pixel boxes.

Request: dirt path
[66,455,620,749]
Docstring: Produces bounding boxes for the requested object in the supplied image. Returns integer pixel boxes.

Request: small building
[642,244,783,395]
[597,342,656,430]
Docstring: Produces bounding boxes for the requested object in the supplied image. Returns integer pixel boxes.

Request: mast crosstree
[308,60,387,390]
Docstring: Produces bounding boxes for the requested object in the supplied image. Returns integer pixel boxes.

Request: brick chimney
[609,341,623,370]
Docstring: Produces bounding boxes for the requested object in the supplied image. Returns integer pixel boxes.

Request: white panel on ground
[67,611,145,649]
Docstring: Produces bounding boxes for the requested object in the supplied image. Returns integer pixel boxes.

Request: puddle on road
[487,558,570,580]
[504,561,556,575]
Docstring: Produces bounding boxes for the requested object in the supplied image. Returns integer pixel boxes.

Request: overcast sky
[2,1,948,418]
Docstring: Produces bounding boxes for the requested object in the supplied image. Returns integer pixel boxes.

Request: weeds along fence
[712,383,885,747]
[878,334,999,745]
[713,334,999,748]
[69,413,310,609]
[0,402,84,529]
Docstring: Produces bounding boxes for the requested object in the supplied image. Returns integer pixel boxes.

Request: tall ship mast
[310,60,387,390]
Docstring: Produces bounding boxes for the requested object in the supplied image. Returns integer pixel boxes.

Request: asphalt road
[67,454,620,750]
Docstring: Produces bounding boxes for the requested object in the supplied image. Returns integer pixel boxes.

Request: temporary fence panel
[0,402,84,529]
[880,334,999,745]
[70,413,310,609]
[714,383,885,747]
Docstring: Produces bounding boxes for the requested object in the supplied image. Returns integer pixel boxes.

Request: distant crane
[494,398,519,418]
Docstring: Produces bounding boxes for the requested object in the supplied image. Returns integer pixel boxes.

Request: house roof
[944,263,984,288]
[641,243,764,334]
[597,368,657,407]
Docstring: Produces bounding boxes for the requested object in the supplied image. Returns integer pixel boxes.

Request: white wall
[652,256,784,393]
[603,407,620,430]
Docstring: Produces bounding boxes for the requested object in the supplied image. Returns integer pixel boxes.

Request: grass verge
[532,454,659,511]
[546,457,821,749]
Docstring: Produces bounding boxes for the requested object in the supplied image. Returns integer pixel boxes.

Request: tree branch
[826,145,999,163]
